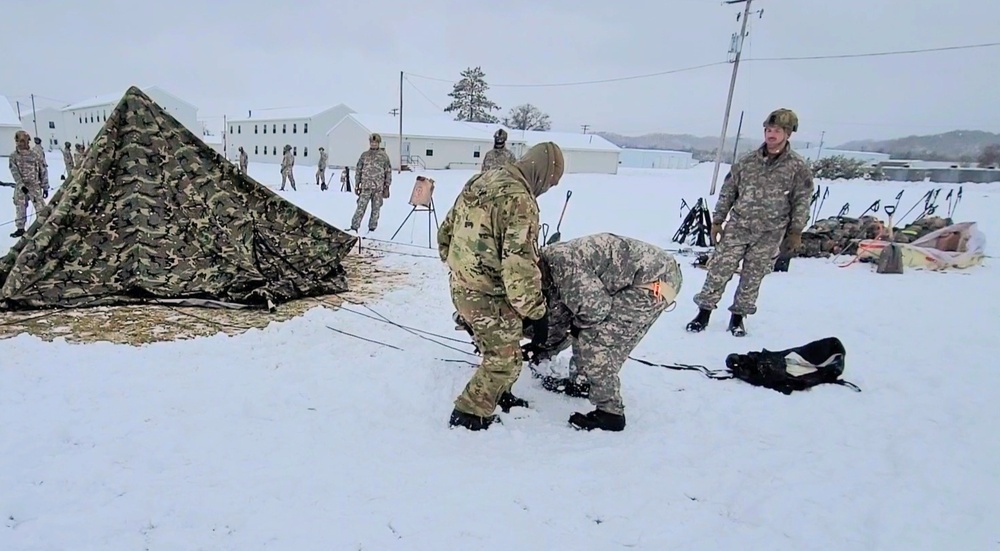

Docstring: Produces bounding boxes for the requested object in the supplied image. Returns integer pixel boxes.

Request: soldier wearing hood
[481,129,517,173]
[62,141,75,181]
[439,142,565,431]
[279,144,296,191]
[520,233,682,431]
[8,131,48,238]
[687,108,813,336]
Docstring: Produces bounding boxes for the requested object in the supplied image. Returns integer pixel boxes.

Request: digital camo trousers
[351,187,384,231]
[280,168,296,189]
[692,228,783,316]
[571,286,668,416]
[12,183,47,231]
[451,286,523,418]
[316,167,326,185]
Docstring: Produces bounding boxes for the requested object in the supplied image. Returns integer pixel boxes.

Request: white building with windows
[20,107,66,150]
[509,130,621,174]
[1,96,22,157]
[618,148,695,169]
[61,85,199,148]
[226,104,355,165]
[794,147,890,165]
[326,114,502,171]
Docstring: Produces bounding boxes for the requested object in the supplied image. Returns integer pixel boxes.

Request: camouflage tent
[0,86,357,311]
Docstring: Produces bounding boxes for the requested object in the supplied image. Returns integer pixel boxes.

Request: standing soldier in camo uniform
[686,108,814,336]
[73,143,85,169]
[8,131,48,238]
[481,129,517,172]
[439,142,564,431]
[350,133,392,232]
[521,233,682,431]
[316,146,328,188]
[279,144,296,191]
[62,141,75,181]
[31,137,49,195]
[238,146,248,175]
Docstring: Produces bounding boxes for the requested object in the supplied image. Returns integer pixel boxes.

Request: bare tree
[977,143,1000,167]
[502,103,552,131]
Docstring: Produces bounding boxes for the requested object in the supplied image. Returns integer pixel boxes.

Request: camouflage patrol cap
[764,108,798,133]
[494,129,507,144]
[370,133,382,144]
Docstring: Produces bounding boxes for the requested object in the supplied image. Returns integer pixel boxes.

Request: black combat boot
[449,409,500,431]
[497,391,529,413]
[686,308,712,332]
[728,314,746,337]
[569,409,626,432]
[9,228,25,238]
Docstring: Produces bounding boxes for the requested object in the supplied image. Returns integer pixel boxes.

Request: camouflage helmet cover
[494,128,507,144]
[369,133,382,144]
[764,108,798,133]
[14,130,30,146]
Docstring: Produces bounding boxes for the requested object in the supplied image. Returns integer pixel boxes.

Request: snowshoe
[728,314,746,337]
[497,391,529,413]
[569,409,626,432]
[449,409,499,431]
[686,309,712,332]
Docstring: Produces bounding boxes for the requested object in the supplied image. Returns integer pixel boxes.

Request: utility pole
[709,0,754,196]
[15,101,21,121]
[580,124,590,134]
[398,71,404,174]
[30,94,39,139]
[816,130,826,160]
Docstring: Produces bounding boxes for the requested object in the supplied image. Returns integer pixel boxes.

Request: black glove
[43,188,49,198]
[530,315,548,348]
[570,324,581,339]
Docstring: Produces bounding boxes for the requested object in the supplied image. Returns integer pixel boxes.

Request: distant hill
[597,132,754,162]
[834,130,1000,162]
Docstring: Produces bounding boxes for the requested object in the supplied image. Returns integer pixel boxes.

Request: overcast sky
[2,0,998,145]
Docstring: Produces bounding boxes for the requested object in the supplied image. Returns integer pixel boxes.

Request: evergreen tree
[444,66,501,123]
[503,103,552,131]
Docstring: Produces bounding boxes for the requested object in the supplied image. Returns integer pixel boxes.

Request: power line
[402,77,498,135]
[404,41,1000,89]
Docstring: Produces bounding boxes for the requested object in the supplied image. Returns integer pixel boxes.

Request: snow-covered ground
[2,153,999,550]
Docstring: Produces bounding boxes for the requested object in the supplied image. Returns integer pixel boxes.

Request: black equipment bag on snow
[724,337,860,394]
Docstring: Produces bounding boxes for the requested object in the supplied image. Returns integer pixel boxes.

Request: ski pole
[815,186,830,220]
[945,189,954,218]
[951,186,963,218]
[897,190,932,223]
[858,199,881,218]
[837,203,850,218]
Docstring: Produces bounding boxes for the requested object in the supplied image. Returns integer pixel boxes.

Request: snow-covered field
[2,154,998,550]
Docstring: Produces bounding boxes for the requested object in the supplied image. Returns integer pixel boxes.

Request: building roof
[0,96,21,127]
[62,85,197,112]
[229,104,351,122]
[336,113,506,141]
[620,147,693,156]
[513,129,621,152]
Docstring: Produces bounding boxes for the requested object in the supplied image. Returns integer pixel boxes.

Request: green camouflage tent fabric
[0,86,358,311]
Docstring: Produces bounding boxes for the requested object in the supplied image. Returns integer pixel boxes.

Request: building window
[425,147,434,157]
[48,121,56,129]
[282,123,287,134]
[263,125,267,134]
[229,125,233,134]
[79,117,82,123]
[304,147,308,157]
[473,145,481,158]
[255,124,258,134]
[262,146,266,155]
[304,123,309,133]
[255,146,259,154]
[103,110,107,120]
[238,125,241,134]
[292,123,297,134]
[90,115,94,123]
[272,146,276,155]
[293,146,298,156]
[272,124,276,133]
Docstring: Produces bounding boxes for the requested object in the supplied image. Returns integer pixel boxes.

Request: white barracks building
[225,104,355,165]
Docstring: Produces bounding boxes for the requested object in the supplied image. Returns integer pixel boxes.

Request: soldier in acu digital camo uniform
[350,133,392,232]
[238,146,248,174]
[8,131,48,238]
[279,144,296,191]
[439,142,565,431]
[316,146,328,188]
[73,143,85,169]
[687,108,814,336]
[62,141,75,181]
[31,137,49,195]
[480,128,517,172]
[517,233,683,431]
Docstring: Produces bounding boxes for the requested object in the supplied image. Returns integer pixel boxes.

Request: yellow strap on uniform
[638,280,677,304]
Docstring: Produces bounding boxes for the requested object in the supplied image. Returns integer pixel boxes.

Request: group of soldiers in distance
[5,108,813,433]
[439,108,813,432]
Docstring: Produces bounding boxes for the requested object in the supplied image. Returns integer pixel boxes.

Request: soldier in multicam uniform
[439,142,565,431]
[480,128,517,172]
[686,108,814,336]
[62,141,75,181]
[316,146,328,189]
[279,145,296,191]
[8,131,48,238]
[238,146,248,175]
[31,137,49,196]
[350,133,392,232]
[513,233,683,431]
